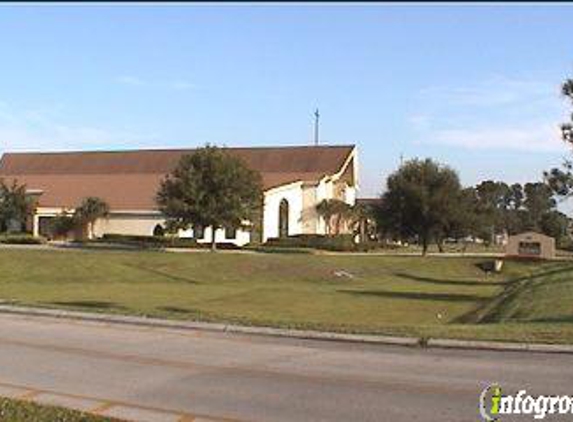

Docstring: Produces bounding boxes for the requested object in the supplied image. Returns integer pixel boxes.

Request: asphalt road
[0,314,571,422]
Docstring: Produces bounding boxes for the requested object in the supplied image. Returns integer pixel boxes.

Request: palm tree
[0,179,35,233]
[350,202,377,243]
[316,199,333,236]
[75,197,110,240]
[316,199,352,236]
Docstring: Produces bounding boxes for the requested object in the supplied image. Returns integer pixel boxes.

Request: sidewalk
[0,379,227,422]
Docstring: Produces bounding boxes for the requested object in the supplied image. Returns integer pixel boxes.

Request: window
[153,224,165,237]
[518,241,541,256]
[278,199,289,238]
[194,225,204,239]
[225,226,237,239]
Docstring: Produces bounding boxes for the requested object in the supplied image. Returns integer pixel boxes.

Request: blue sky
[0,4,572,197]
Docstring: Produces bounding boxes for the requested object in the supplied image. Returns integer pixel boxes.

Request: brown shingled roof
[0,145,355,210]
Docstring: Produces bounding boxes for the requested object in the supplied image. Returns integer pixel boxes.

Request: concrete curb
[0,304,572,354]
[427,338,573,354]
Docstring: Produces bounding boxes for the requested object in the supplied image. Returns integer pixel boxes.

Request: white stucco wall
[301,184,319,234]
[262,182,304,241]
[93,213,164,237]
[98,217,251,246]
[345,186,356,205]
[34,208,252,246]
[193,226,251,246]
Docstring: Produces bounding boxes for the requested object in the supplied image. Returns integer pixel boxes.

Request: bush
[557,236,573,251]
[100,234,197,248]
[354,240,382,252]
[264,234,378,252]
[244,244,316,254]
[99,234,241,250]
[49,214,77,239]
[0,234,46,245]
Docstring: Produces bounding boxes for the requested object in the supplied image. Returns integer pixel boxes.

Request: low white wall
[93,214,165,237]
[193,227,251,247]
[34,209,250,246]
[95,215,251,246]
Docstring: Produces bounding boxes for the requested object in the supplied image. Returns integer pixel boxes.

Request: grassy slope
[0,249,572,343]
[477,262,573,324]
[0,398,121,422]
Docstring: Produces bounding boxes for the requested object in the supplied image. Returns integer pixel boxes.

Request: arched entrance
[153,224,165,237]
[278,199,289,238]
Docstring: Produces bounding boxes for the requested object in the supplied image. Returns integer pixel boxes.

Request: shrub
[49,214,77,239]
[244,244,315,254]
[100,234,195,248]
[354,240,382,252]
[264,234,378,252]
[557,236,573,251]
[99,234,241,250]
[0,234,46,245]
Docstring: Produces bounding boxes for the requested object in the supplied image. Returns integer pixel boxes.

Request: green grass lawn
[1,248,572,343]
[0,398,121,422]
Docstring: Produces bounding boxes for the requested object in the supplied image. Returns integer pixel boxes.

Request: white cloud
[117,75,145,86]
[418,76,557,108]
[0,103,154,153]
[412,76,569,153]
[429,124,565,153]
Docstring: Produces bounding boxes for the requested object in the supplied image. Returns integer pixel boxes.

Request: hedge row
[0,234,46,245]
[264,234,379,252]
[99,234,240,249]
[100,234,377,252]
[0,232,379,252]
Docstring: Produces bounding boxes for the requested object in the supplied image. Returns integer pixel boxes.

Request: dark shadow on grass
[339,289,486,303]
[529,315,573,324]
[122,264,200,284]
[393,272,505,287]
[455,263,573,325]
[504,263,573,283]
[46,300,126,310]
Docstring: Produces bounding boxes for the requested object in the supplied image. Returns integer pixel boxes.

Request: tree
[472,180,531,242]
[350,201,378,243]
[473,180,514,244]
[316,199,352,236]
[504,183,525,235]
[471,177,566,242]
[0,179,34,233]
[75,197,110,240]
[522,182,556,230]
[540,210,570,244]
[156,145,263,251]
[546,77,573,197]
[49,212,77,239]
[446,187,480,246]
[376,158,464,255]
